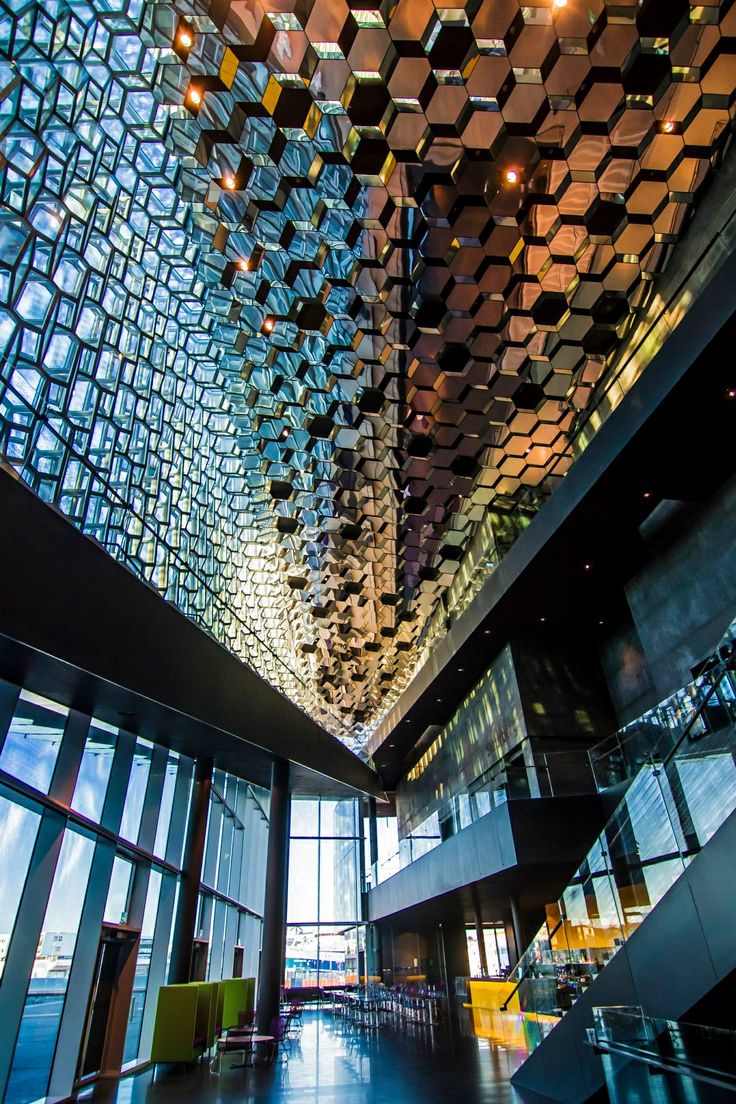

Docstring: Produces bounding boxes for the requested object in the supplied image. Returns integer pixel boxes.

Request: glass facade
[0,677,269,1104]
[285,797,364,990]
[196,770,269,984]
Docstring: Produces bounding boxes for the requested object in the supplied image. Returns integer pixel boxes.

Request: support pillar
[257,757,291,1034]
[368,796,379,884]
[168,756,213,984]
[470,883,489,977]
[509,894,525,966]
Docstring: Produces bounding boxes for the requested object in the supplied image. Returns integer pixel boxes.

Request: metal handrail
[499,914,565,1011]
[499,627,735,1015]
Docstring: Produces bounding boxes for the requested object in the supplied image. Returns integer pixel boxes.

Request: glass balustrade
[370,620,736,891]
[500,628,736,1053]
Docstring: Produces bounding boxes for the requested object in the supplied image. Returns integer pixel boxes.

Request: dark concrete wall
[600,474,736,725]
[367,795,603,923]
[395,641,614,838]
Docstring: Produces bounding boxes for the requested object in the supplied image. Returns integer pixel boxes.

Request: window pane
[0,795,41,980]
[0,692,67,794]
[320,799,358,837]
[320,838,358,922]
[285,925,320,989]
[152,756,178,858]
[71,721,117,822]
[319,926,361,987]
[287,839,319,922]
[123,869,161,1065]
[217,813,234,895]
[290,798,319,836]
[119,740,153,843]
[6,830,95,1104]
[104,856,133,924]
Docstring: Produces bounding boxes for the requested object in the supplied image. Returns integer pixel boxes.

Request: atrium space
[0,0,735,1102]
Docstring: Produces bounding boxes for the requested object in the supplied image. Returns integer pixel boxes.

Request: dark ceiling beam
[0,467,384,798]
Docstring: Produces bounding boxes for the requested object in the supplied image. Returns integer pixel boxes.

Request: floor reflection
[87,1008,535,1104]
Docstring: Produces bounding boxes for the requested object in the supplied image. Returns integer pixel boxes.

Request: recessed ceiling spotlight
[505,168,519,185]
[458,667,464,672]
[436,697,442,702]
[177,28,194,49]
[552,0,567,8]
[584,563,591,570]
[279,426,289,440]
[223,174,236,190]
[643,491,652,498]
[483,629,491,635]
[540,616,546,623]
[262,317,275,333]
[236,259,249,271]
[186,85,202,107]
[728,389,736,398]
[662,120,675,133]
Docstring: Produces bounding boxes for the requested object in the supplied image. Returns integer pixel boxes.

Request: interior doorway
[77,924,140,1082]
[232,945,244,978]
[191,938,209,981]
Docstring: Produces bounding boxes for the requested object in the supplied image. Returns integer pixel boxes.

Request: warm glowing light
[662,119,675,133]
[187,86,202,106]
[552,0,567,8]
[236,259,249,271]
[505,168,519,184]
[223,175,236,190]
[177,29,194,49]
[263,318,274,333]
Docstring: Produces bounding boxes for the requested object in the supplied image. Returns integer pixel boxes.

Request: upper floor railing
[498,619,736,1051]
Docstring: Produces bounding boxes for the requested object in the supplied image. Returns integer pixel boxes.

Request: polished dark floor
[89,1010,535,1104]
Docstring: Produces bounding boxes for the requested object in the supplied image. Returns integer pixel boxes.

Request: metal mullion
[48,836,117,1099]
[0,679,21,756]
[199,880,263,919]
[165,754,193,867]
[0,807,67,1100]
[137,743,168,853]
[101,728,136,837]
[138,872,177,1062]
[49,709,91,806]
[0,767,182,876]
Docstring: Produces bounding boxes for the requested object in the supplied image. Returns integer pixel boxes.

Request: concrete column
[470,883,489,976]
[0,679,20,753]
[368,796,379,873]
[256,757,291,1034]
[168,756,213,984]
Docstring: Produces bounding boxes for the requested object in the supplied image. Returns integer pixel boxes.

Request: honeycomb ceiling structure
[0,0,735,754]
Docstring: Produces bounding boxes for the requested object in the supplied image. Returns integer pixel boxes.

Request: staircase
[502,619,736,1103]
